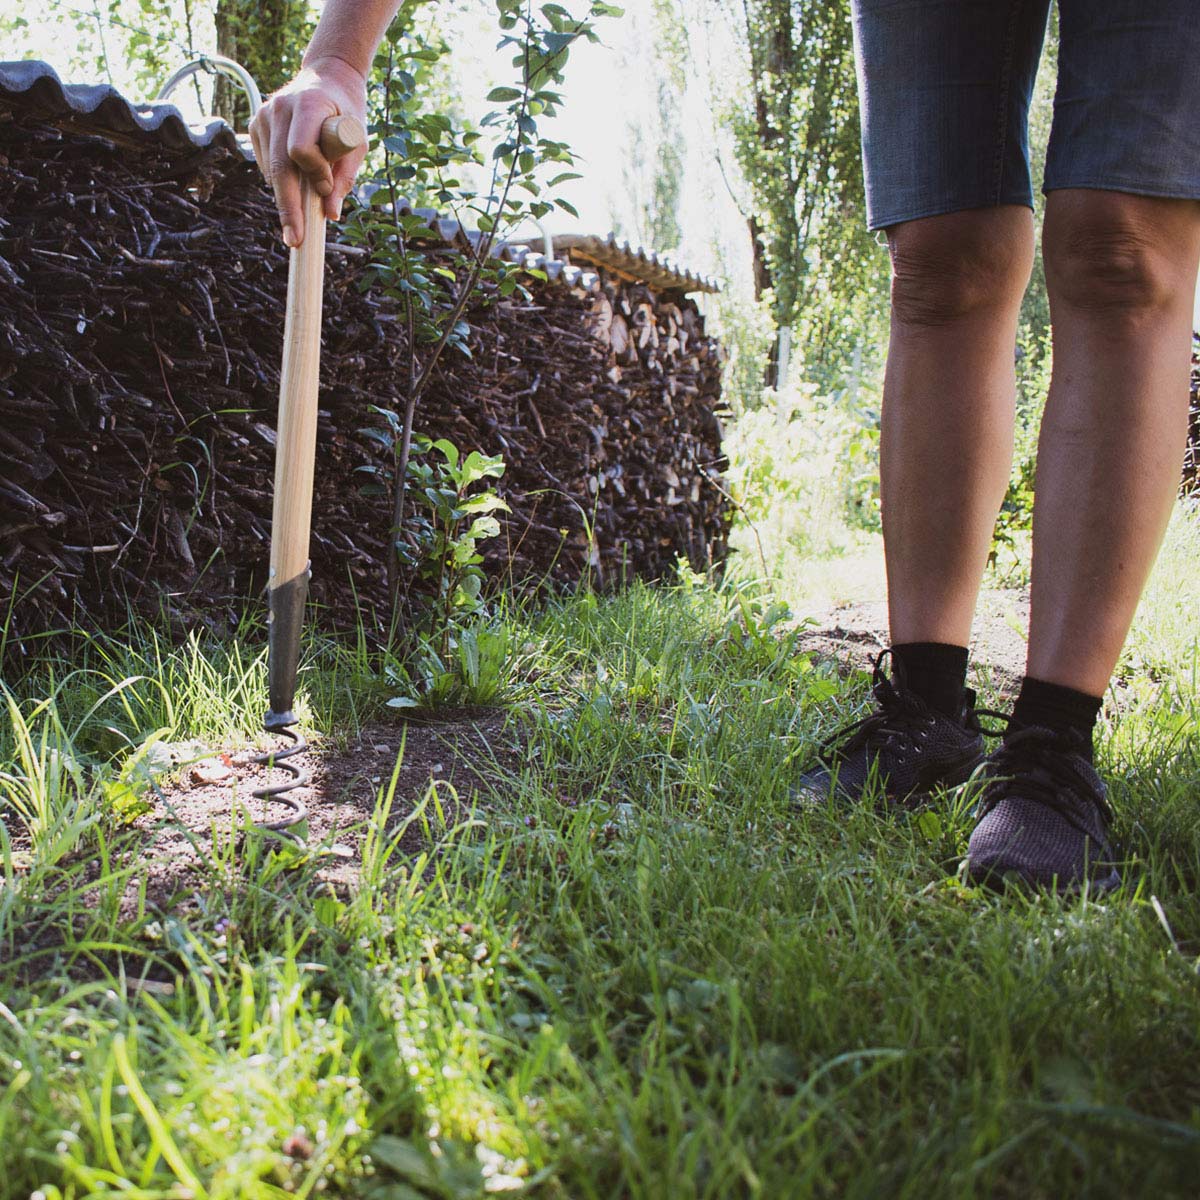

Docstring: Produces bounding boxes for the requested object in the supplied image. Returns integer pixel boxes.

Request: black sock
[1010,676,1102,760]
[892,642,969,718]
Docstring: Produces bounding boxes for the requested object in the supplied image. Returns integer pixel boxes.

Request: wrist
[298,52,369,95]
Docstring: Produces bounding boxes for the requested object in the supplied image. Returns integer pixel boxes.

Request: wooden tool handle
[318,113,365,161]
[269,179,323,591]
[269,114,363,592]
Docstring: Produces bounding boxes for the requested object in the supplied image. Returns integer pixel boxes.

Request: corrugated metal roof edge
[0,59,243,156]
[0,59,722,295]
[378,201,721,296]
[551,233,720,295]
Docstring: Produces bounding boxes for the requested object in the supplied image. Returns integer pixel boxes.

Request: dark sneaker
[792,650,985,807]
[964,726,1120,894]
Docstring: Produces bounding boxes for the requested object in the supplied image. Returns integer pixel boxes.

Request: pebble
[190,759,234,785]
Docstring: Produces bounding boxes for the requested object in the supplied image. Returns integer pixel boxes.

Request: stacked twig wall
[0,105,728,654]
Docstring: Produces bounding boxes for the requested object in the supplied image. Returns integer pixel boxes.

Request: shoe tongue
[1004,727,1102,793]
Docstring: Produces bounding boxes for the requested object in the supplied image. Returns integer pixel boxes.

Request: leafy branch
[341,0,621,644]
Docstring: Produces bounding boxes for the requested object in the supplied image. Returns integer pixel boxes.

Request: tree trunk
[748,214,786,390]
[213,0,310,127]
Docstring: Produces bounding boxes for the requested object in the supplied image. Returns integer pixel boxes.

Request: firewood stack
[1184,336,1200,496]
[570,279,726,582]
[0,64,729,654]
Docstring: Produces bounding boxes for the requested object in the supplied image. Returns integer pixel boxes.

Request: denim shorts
[852,0,1200,230]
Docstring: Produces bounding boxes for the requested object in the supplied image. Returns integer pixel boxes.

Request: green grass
[2,507,1200,1198]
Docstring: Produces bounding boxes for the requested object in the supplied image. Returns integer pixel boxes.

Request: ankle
[892,642,969,718]
[1009,676,1102,760]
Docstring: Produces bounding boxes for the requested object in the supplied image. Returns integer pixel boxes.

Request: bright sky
[429,0,749,286]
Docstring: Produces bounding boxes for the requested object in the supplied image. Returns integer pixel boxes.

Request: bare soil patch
[129,709,523,914]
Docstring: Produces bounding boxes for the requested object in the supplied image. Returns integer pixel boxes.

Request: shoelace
[817,649,941,765]
[973,723,1114,834]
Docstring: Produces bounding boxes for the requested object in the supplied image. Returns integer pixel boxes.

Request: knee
[888,214,1033,329]
[1045,197,1183,317]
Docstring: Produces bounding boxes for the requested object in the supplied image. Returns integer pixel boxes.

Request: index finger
[325,146,368,221]
[287,99,337,200]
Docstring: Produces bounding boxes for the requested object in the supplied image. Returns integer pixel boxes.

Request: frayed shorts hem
[867,180,1200,233]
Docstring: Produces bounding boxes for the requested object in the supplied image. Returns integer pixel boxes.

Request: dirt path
[795,587,1032,694]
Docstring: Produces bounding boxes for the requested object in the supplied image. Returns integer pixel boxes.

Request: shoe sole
[963,858,1121,897]
[789,749,986,811]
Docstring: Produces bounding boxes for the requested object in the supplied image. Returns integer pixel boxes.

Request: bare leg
[1028,190,1200,696]
[882,207,1036,647]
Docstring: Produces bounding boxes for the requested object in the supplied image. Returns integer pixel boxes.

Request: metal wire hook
[155,54,263,117]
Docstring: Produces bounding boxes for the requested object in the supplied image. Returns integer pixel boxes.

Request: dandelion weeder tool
[252,113,365,835]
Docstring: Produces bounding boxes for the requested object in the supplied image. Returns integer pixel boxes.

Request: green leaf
[456,573,483,601]
[915,811,943,842]
[358,427,395,449]
[458,628,480,686]
[486,86,523,102]
[368,1136,440,1187]
[367,1184,427,1200]
[458,494,510,515]
[312,895,345,926]
[543,31,576,55]
[467,515,502,540]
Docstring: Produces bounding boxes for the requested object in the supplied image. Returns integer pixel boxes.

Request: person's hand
[248,56,368,248]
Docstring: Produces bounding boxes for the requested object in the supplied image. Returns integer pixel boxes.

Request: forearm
[250,0,406,242]
[303,0,406,81]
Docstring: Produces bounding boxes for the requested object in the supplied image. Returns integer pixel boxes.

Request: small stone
[127,978,175,997]
[190,759,234,785]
